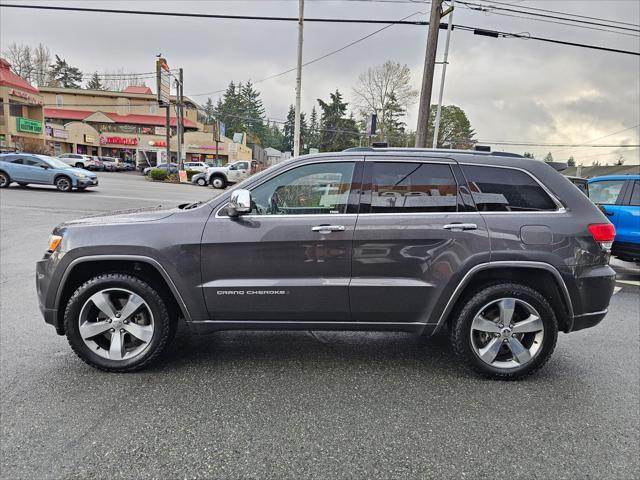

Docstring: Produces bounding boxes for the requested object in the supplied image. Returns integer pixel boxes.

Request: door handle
[312,225,346,233]
[443,223,478,231]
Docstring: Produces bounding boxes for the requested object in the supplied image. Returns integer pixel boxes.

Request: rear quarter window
[462,165,558,212]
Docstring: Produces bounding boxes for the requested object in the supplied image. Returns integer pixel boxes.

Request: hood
[55,206,176,231]
[67,167,97,176]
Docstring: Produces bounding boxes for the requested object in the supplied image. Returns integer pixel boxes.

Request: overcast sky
[1,0,639,165]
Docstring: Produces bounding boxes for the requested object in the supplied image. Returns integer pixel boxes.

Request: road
[1,172,638,479]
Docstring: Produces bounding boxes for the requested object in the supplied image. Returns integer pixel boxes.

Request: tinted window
[588,180,625,205]
[23,158,43,167]
[9,156,23,164]
[367,162,458,213]
[462,165,557,212]
[630,181,640,206]
[250,162,355,215]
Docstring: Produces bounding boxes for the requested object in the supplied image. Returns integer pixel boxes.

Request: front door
[227,161,250,183]
[21,156,56,184]
[350,157,491,323]
[201,158,362,321]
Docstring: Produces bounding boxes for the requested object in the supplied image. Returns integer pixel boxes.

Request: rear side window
[366,162,458,213]
[462,165,557,212]
[588,180,625,205]
[629,181,640,206]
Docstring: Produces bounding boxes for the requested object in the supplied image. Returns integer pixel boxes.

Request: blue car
[587,175,640,262]
[0,153,98,192]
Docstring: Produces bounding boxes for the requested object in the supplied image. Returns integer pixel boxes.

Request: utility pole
[293,0,304,157]
[433,0,454,149]
[415,0,442,148]
[175,68,184,171]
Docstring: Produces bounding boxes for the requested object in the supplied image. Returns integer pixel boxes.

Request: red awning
[44,108,197,128]
[0,58,40,94]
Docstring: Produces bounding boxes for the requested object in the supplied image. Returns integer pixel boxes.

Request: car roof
[588,175,640,182]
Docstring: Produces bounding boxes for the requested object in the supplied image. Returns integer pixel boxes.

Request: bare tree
[2,42,34,82]
[352,60,418,139]
[32,43,51,87]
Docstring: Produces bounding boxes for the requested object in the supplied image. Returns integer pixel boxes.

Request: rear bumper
[566,264,616,332]
[612,241,640,261]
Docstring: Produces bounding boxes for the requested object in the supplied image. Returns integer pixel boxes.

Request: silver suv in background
[36,149,616,379]
[58,153,102,171]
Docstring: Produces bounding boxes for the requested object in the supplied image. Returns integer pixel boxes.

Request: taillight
[588,223,616,250]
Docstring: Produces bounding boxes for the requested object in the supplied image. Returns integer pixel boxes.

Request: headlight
[77,173,86,179]
[48,234,62,252]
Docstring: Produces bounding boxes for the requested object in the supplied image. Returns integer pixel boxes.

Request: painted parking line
[616,279,640,287]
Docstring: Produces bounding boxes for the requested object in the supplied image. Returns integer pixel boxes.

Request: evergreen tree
[239,81,267,142]
[543,152,554,162]
[567,155,576,167]
[86,71,104,90]
[202,97,215,124]
[307,106,319,152]
[523,152,535,159]
[48,55,82,88]
[381,93,407,146]
[282,105,308,153]
[425,105,475,149]
[213,81,268,144]
[317,90,360,152]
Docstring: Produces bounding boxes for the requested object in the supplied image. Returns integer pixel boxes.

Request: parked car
[566,175,588,194]
[183,161,209,173]
[0,153,98,191]
[99,156,119,171]
[191,172,208,186]
[587,175,640,262]
[205,160,253,189]
[36,148,617,378]
[119,160,135,171]
[58,153,103,171]
[143,163,179,176]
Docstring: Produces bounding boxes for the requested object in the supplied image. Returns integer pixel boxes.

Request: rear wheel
[55,176,72,192]
[75,162,84,168]
[450,283,558,380]
[0,171,10,188]
[210,175,226,189]
[64,273,173,372]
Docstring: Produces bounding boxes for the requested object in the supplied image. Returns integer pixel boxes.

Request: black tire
[450,283,558,380]
[196,177,207,187]
[210,174,227,189]
[0,171,10,188]
[18,182,28,187]
[75,162,84,168]
[64,273,173,372]
[55,176,73,192]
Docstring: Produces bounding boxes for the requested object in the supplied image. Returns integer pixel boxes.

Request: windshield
[37,155,72,169]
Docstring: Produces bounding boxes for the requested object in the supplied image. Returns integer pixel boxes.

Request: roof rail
[342,147,523,158]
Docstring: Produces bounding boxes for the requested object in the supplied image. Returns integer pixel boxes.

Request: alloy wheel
[56,177,71,191]
[78,288,155,361]
[0,173,8,187]
[470,298,544,369]
[211,177,224,189]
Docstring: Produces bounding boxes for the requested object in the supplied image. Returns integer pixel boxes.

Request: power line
[459,1,640,33]
[549,124,640,155]
[3,3,637,57]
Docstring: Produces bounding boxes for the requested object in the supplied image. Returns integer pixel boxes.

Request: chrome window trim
[458,162,565,212]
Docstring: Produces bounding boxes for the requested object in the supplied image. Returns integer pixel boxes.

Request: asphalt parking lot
[1,172,638,479]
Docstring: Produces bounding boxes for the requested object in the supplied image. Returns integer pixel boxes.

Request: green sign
[16,117,43,134]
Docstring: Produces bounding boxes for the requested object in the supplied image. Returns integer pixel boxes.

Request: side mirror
[40,164,49,169]
[228,189,252,217]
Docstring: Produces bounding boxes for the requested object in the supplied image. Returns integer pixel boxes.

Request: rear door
[616,180,640,245]
[201,157,363,321]
[350,157,490,324]
[587,178,627,230]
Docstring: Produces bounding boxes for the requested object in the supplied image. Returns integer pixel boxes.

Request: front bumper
[77,177,98,188]
[36,253,64,334]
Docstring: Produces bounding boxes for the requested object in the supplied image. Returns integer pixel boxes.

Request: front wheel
[450,283,558,380]
[75,162,84,168]
[64,273,173,372]
[196,177,207,187]
[55,176,72,192]
[210,175,227,189]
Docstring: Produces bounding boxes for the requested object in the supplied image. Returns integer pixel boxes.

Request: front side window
[23,157,44,167]
[368,162,458,213]
[588,180,625,205]
[462,165,558,212]
[250,161,355,215]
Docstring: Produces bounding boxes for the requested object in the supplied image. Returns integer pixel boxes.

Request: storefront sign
[228,143,238,153]
[155,127,167,135]
[8,88,43,105]
[188,144,224,151]
[148,140,167,147]
[156,58,171,106]
[100,136,138,146]
[53,128,69,139]
[16,117,43,134]
[84,134,96,144]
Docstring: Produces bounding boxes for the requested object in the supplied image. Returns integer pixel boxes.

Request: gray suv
[36,149,617,379]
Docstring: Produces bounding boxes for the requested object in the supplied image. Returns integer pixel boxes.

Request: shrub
[149,168,168,181]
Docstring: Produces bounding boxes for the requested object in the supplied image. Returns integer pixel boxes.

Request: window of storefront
[0,98,4,116]
[9,101,23,117]
[55,95,63,107]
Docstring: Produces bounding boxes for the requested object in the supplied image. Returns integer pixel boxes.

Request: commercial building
[0,58,45,151]
[40,86,251,165]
